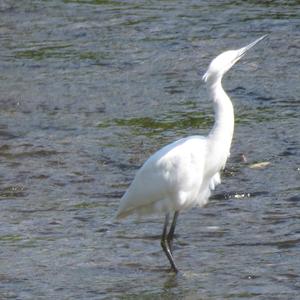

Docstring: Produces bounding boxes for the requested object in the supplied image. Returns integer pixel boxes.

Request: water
[0,0,300,299]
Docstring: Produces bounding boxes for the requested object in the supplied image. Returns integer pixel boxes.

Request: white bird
[115,35,267,273]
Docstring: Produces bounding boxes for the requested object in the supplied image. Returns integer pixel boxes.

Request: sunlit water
[0,1,300,299]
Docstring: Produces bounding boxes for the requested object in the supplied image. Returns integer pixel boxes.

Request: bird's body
[115,35,266,273]
[117,136,211,218]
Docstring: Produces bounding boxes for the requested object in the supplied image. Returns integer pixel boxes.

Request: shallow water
[0,0,300,299]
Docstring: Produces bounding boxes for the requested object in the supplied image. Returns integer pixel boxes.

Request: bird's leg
[161,213,179,273]
[167,211,179,253]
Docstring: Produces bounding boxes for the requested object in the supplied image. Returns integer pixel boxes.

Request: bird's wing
[116,136,207,218]
[209,172,221,190]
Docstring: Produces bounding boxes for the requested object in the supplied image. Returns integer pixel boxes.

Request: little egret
[116,35,266,273]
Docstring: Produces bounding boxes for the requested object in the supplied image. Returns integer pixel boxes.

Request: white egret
[115,35,267,273]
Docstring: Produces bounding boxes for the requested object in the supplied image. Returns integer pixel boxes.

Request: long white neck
[206,79,234,170]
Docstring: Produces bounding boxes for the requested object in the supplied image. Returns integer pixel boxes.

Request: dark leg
[161,213,178,273]
[167,211,179,253]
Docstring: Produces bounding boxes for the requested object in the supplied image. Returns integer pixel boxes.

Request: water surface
[0,0,300,299]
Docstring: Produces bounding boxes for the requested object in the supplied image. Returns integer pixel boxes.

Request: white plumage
[117,136,209,218]
[115,35,267,273]
[116,135,224,219]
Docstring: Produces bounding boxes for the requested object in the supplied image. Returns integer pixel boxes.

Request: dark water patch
[0,144,10,152]
[230,86,275,106]
[51,180,67,187]
[279,149,297,157]
[0,1,16,11]
[100,191,124,199]
[212,193,229,201]
[277,273,299,280]
[75,190,123,200]
[230,86,246,94]
[79,51,114,66]
[224,292,262,299]
[73,201,101,209]
[285,195,300,203]
[223,165,242,177]
[226,238,300,250]
[275,238,300,249]
[0,234,22,242]
[3,149,59,160]
[46,159,67,168]
[255,95,274,102]
[96,151,140,171]
[0,185,27,199]
[13,207,65,214]
[262,215,288,225]
[117,162,140,172]
[114,234,162,241]
[99,113,212,135]
[197,230,227,239]
[15,44,73,61]
[30,174,50,180]
[246,90,275,103]
[0,129,19,140]
[63,0,127,7]
[235,109,275,124]
[69,176,95,184]
[0,97,23,112]
[164,85,185,94]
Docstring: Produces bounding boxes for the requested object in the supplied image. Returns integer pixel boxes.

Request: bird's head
[202,35,267,84]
